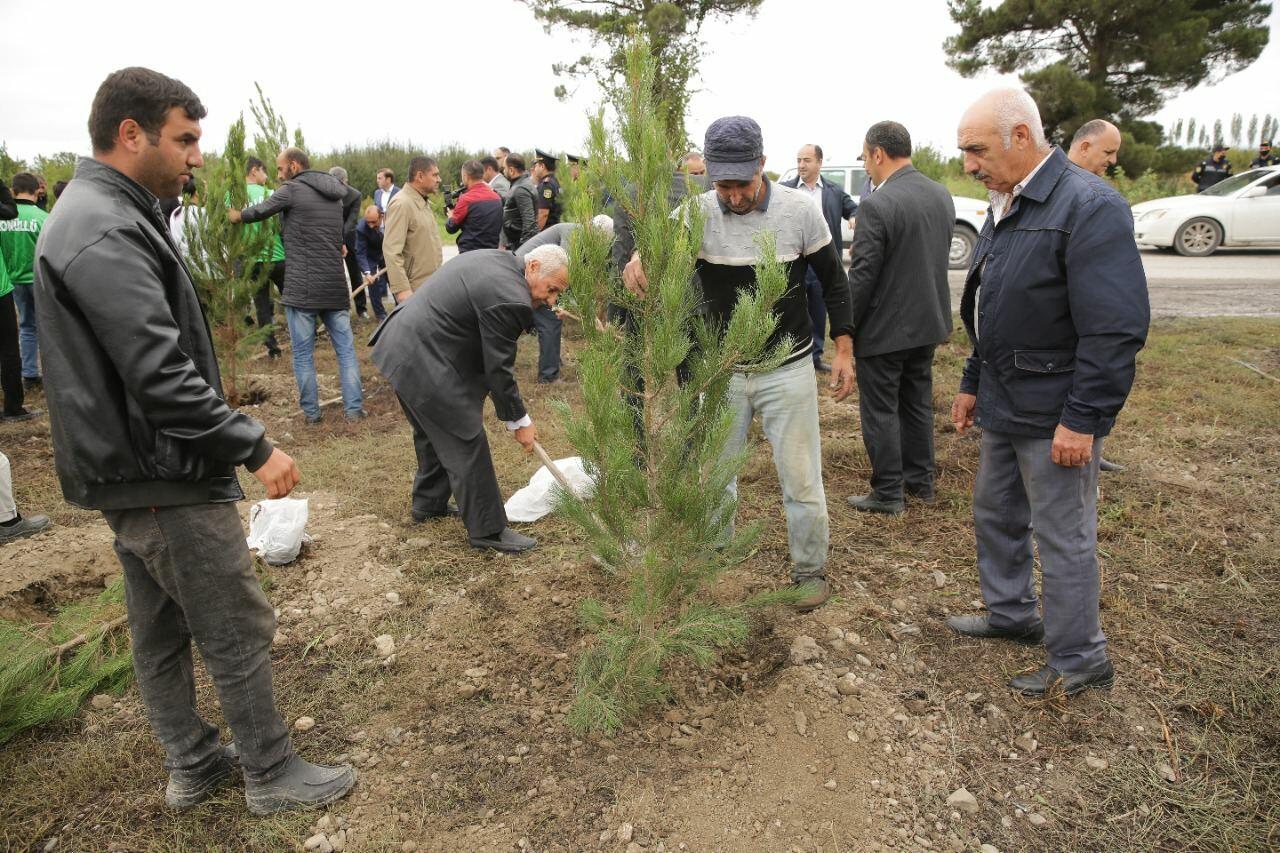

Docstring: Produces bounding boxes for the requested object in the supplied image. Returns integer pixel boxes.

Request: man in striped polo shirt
[624,116,854,611]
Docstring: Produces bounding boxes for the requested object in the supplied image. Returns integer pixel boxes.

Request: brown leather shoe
[790,579,831,612]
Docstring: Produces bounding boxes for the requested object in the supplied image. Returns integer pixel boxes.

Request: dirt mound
[0,523,118,622]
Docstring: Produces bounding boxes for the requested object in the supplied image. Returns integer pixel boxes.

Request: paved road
[948,248,1280,318]
[450,243,1277,319]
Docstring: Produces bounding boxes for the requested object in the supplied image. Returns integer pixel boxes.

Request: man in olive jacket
[231,147,365,423]
[34,67,353,815]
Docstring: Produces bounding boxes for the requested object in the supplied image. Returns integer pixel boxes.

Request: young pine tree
[179,116,272,405]
[553,37,797,734]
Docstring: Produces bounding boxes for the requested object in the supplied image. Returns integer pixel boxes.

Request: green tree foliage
[1247,114,1259,147]
[180,115,272,405]
[0,579,132,745]
[554,37,793,734]
[523,0,763,147]
[944,0,1272,142]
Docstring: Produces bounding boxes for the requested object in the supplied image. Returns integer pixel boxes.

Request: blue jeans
[11,285,38,379]
[532,305,561,381]
[285,307,363,419]
[722,357,829,581]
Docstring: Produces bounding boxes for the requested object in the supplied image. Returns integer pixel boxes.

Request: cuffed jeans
[973,428,1107,671]
[285,307,363,419]
[532,305,561,381]
[11,284,38,379]
[102,503,293,782]
[723,356,829,581]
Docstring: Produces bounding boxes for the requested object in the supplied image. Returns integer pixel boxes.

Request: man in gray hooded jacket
[231,148,364,423]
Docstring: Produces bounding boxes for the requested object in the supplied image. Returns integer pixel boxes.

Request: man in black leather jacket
[34,66,354,816]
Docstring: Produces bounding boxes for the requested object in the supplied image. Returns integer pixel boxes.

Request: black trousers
[855,344,937,501]
[397,395,507,538]
[249,261,284,355]
[344,241,366,314]
[0,293,24,416]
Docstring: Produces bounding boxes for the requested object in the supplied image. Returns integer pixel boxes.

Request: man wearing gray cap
[624,116,855,611]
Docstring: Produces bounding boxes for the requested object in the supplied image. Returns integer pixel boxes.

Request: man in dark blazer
[846,122,955,516]
[369,245,569,552]
[781,144,857,372]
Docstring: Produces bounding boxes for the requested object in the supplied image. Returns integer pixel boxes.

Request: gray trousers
[103,502,293,782]
[973,429,1107,671]
[397,395,507,538]
[855,344,937,500]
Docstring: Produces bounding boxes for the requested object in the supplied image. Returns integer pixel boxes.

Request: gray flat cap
[704,116,763,182]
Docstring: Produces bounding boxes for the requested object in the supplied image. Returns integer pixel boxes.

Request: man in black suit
[370,245,569,552]
[781,144,857,373]
[845,121,955,515]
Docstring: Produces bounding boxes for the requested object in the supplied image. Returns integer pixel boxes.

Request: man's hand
[362,273,374,286]
[828,337,855,402]
[395,290,411,304]
[342,244,348,258]
[622,251,649,298]
[951,392,977,433]
[228,208,243,224]
[1051,423,1093,467]
[513,424,537,454]
[253,447,301,498]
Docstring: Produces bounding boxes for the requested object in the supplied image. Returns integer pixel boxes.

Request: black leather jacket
[34,158,273,510]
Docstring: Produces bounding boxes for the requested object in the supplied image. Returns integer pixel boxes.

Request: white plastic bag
[246,497,312,565]
[504,456,594,523]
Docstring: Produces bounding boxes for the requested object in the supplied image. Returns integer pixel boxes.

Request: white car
[778,166,989,269]
[1132,166,1280,256]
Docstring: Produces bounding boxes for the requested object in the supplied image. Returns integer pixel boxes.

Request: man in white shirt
[373,168,399,213]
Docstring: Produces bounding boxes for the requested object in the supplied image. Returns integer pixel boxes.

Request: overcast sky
[2,0,1276,174]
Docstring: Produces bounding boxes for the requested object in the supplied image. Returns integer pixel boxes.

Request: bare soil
[0,317,1276,852]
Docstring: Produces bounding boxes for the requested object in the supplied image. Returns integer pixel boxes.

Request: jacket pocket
[1007,349,1075,415]
[155,432,208,482]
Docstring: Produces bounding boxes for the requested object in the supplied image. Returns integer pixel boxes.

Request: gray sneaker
[245,754,356,816]
[0,514,50,543]
[166,743,240,811]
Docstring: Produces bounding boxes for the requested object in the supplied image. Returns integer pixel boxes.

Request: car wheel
[949,225,978,270]
[1173,217,1223,257]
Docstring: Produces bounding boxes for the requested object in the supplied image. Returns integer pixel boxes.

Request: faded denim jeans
[285,307,364,420]
[103,502,293,782]
[722,356,830,581]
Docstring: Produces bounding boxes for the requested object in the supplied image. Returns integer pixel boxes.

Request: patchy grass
[0,317,1276,851]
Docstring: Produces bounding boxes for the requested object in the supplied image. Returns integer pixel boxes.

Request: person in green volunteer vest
[245,157,286,359]
[0,181,35,420]
[0,173,50,388]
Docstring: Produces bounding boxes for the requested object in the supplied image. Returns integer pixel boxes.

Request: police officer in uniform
[532,149,563,232]
[1191,145,1233,191]
[566,154,584,182]
[1250,140,1279,169]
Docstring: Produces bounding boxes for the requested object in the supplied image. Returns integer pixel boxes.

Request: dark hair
[52,180,69,199]
[538,157,557,173]
[281,147,310,170]
[377,167,395,182]
[1071,119,1111,146]
[480,156,500,171]
[462,159,484,180]
[245,156,265,175]
[88,67,207,154]
[407,156,437,181]
[180,177,198,197]
[11,173,39,195]
[804,143,824,160]
[496,146,510,156]
[506,153,526,172]
[864,121,911,159]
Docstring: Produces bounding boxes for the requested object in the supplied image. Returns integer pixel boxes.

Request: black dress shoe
[946,614,1045,645]
[469,527,537,552]
[1010,660,1115,697]
[1,407,40,422]
[22,376,42,390]
[905,488,935,504]
[412,503,460,522]
[846,493,905,515]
